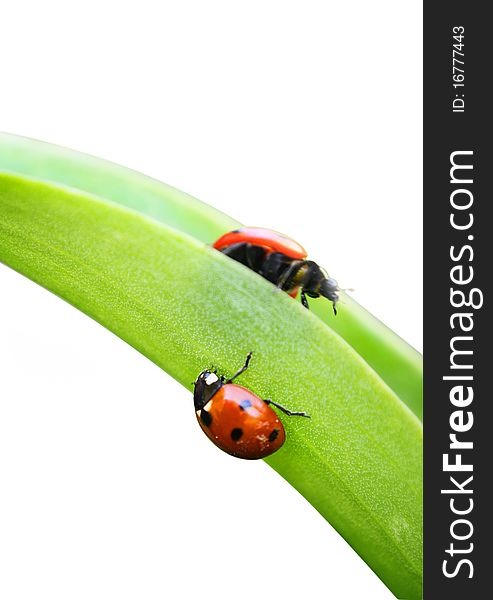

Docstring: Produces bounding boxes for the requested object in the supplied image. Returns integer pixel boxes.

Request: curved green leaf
[0,133,422,419]
[0,173,422,598]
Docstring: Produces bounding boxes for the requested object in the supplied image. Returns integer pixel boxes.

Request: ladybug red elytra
[194,352,309,459]
[213,227,340,314]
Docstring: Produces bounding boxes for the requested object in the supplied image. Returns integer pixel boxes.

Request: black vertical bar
[424,2,491,598]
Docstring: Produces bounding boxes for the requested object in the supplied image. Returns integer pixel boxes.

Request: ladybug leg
[226,351,253,383]
[264,399,310,418]
[220,242,248,260]
[245,244,266,271]
[220,242,250,271]
[221,243,266,273]
[300,290,309,309]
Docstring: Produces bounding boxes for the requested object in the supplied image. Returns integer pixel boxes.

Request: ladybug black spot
[269,428,280,442]
[239,399,252,411]
[200,410,213,427]
[231,428,243,441]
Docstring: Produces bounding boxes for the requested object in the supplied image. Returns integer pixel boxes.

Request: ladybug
[194,352,309,459]
[213,227,340,314]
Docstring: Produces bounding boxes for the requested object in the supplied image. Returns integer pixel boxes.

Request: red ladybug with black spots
[213,227,340,314]
[194,352,309,459]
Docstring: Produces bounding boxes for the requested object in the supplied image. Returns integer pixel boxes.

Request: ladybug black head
[193,370,224,411]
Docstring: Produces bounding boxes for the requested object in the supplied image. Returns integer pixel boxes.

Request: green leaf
[0,133,422,420]
[0,172,422,598]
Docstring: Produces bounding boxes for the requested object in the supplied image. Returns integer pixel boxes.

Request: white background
[0,2,421,599]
